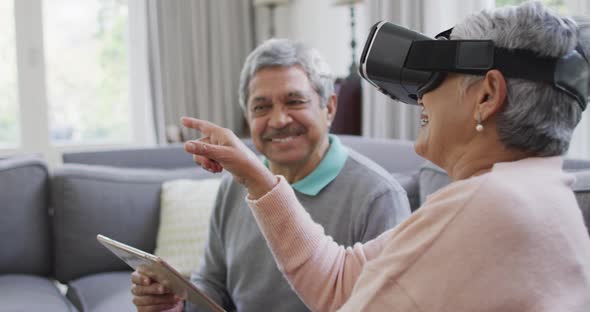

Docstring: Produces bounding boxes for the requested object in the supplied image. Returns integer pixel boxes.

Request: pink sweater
[246,157,590,311]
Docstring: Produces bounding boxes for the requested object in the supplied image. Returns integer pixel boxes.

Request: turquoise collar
[263,135,348,196]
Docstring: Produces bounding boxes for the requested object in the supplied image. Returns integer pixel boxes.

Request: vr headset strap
[405,40,588,110]
[405,40,556,82]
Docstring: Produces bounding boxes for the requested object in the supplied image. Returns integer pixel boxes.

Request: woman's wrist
[246,165,278,200]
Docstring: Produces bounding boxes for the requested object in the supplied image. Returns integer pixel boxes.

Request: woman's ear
[477,69,507,121]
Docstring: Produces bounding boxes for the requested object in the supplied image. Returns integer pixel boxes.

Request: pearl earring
[476,110,484,132]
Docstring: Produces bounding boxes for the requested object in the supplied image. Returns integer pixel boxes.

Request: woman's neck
[443,138,532,181]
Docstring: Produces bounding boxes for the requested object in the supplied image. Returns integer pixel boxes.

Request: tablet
[97,234,226,312]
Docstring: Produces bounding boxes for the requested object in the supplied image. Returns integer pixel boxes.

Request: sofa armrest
[0,155,53,276]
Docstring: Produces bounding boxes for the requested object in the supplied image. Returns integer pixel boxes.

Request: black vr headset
[359,21,590,111]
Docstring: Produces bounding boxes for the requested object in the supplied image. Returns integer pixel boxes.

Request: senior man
[130,38,411,312]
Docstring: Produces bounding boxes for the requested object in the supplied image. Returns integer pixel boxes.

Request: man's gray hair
[452,1,590,156]
[238,38,334,111]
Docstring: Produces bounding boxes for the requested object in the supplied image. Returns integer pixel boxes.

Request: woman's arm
[247,176,390,311]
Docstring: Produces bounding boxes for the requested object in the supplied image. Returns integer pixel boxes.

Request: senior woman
[183,2,590,311]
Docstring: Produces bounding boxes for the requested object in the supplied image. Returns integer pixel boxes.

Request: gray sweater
[188,149,410,312]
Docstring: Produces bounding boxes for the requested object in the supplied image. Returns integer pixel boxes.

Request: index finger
[181,116,220,135]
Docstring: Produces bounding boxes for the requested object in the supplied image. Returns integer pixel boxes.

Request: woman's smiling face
[414,74,479,168]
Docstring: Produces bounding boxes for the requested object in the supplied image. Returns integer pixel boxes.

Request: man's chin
[264,134,305,147]
[265,151,307,166]
[264,139,302,152]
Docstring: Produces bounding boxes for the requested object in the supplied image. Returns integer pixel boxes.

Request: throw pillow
[155,178,222,277]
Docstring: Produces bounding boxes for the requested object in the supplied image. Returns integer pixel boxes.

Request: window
[44,0,130,144]
[0,0,153,163]
[0,0,19,147]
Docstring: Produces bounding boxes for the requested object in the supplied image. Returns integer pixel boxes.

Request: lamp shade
[332,0,364,5]
[254,0,290,6]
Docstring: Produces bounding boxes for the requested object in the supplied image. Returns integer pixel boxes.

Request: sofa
[2,135,589,311]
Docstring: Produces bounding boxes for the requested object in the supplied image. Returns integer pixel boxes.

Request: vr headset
[359,21,590,111]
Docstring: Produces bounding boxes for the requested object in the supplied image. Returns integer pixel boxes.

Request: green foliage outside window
[46,0,130,143]
[83,0,129,141]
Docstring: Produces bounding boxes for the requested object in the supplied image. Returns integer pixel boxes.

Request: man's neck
[269,138,330,184]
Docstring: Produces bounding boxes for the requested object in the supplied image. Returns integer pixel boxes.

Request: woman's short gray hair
[452,1,590,156]
[238,38,334,111]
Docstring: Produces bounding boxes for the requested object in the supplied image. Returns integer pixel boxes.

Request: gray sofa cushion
[51,164,214,282]
[66,271,135,312]
[0,274,77,311]
[0,156,52,275]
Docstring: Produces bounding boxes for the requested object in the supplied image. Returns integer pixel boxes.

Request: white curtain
[128,0,157,146]
[361,0,494,140]
[145,0,255,143]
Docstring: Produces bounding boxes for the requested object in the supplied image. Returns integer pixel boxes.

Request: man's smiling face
[246,65,332,167]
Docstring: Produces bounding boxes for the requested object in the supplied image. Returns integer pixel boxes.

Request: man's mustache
[262,126,306,140]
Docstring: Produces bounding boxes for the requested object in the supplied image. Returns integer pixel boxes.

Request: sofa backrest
[62,135,426,174]
[62,140,258,169]
[339,135,425,174]
[62,144,196,169]
[0,155,53,276]
[61,135,426,211]
[50,164,216,283]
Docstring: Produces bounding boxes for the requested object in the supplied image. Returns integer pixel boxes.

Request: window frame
[1,0,155,165]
